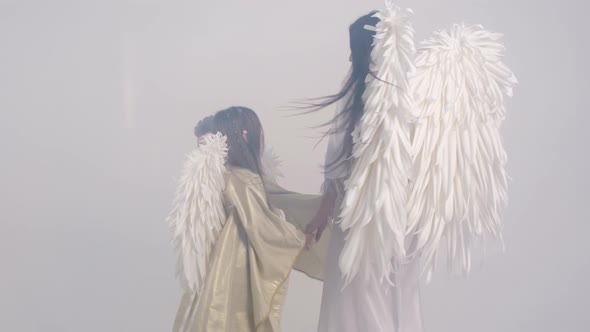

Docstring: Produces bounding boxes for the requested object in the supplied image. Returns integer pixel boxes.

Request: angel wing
[407,24,517,281]
[167,132,228,293]
[261,146,284,185]
[338,3,415,285]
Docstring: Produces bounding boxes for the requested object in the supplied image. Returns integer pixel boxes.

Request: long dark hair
[212,106,265,176]
[305,11,379,172]
[194,115,215,137]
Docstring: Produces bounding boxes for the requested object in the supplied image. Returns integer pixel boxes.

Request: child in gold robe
[171,106,327,332]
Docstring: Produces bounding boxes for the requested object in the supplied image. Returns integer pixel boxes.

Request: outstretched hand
[304,208,331,249]
[304,181,338,250]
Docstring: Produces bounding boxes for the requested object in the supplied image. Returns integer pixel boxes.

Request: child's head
[194,115,215,137]
[213,106,265,176]
[194,115,216,145]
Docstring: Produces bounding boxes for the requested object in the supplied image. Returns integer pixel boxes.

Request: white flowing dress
[317,113,424,332]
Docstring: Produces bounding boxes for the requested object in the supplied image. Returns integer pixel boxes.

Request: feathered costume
[335,1,517,288]
[337,3,415,287]
[408,24,518,281]
[168,133,228,295]
[319,1,516,331]
[168,133,326,332]
[318,5,423,332]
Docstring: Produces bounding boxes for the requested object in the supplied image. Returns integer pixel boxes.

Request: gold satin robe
[173,168,328,332]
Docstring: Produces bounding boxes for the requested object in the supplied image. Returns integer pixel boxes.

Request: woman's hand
[304,183,337,249]
[305,209,330,249]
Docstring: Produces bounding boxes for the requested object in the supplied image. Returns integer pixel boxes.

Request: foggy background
[1,0,588,331]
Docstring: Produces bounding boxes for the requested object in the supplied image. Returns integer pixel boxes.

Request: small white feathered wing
[408,24,517,281]
[338,3,415,285]
[261,146,284,185]
[167,132,228,293]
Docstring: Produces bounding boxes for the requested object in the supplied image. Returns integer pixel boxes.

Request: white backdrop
[1,0,589,331]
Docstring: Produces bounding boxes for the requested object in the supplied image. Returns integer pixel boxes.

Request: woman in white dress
[304,11,424,332]
[304,3,517,330]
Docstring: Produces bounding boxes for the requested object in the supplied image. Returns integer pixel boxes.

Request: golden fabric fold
[264,181,330,281]
[173,168,311,332]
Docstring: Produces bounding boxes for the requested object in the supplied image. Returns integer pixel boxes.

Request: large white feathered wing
[167,132,228,293]
[408,24,517,281]
[338,4,415,285]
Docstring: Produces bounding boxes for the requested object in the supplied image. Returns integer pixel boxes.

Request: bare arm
[304,181,338,249]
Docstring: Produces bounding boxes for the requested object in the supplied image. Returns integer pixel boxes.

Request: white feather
[261,146,284,184]
[338,2,415,285]
[167,132,228,294]
[407,24,517,279]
